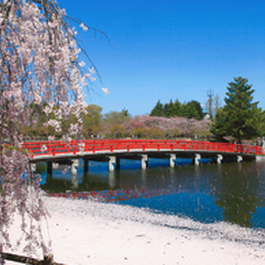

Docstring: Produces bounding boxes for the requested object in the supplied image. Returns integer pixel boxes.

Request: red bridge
[22,139,264,178]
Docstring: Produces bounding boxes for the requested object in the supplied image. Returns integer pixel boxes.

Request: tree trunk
[0,252,65,265]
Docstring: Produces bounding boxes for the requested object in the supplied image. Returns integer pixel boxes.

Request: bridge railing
[21,139,264,158]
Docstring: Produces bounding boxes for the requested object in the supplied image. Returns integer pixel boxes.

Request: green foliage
[150,100,164,116]
[82,105,103,137]
[18,104,104,139]
[210,77,265,143]
[182,100,203,120]
[174,100,182,116]
[164,100,177,118]
[121,108,130,117]
[150,99,203,120]
[102,110,132,138]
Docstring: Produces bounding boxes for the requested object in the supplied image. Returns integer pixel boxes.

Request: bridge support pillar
[237,155,243,162]
[71,159,79,175]
[193,153,201,165]
[217,154,223,164]
[141,154,148,169]
[169,154,176,168]
[109,156,116,172]
[71,159,79,188]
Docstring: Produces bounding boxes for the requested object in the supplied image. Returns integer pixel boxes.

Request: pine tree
[182,100,203,120]
[174,99,182,116]
[164,99,177,118]
[210,77,264,143]
[150,100,164,116]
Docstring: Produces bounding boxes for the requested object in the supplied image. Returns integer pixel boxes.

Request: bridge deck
[22,139,263,162]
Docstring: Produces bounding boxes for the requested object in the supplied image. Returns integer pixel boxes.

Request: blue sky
[57,0,265,116]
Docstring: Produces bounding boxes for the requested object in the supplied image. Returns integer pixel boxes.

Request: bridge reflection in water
[48,187,176,202]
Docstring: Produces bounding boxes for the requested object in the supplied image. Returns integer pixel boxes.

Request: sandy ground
[4,196,265,265]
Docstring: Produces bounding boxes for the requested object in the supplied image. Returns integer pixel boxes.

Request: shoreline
[5,197,265,265]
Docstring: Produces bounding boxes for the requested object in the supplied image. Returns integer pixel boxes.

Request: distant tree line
[18,77,265,143]
[150,99,204,120]
[18,104,210,140]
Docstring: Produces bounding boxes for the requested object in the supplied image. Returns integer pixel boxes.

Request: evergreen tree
[150,99,203,120]
[174,99,183,116]
[150,100,164,116]
[189,100,203,120]
[210,77,264,143]
[164,99,177,118]
[182,101,203,120]
[210,108,229,142]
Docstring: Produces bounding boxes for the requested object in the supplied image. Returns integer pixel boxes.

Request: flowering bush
[124,115,211,139]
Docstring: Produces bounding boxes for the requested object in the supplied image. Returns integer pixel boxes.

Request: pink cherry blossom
[80,23,88,32]
[0,0,102,260]
[41,144,48,152]
[102,87,110,95]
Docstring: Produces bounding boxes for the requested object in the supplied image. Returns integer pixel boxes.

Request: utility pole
[207,89,214,118]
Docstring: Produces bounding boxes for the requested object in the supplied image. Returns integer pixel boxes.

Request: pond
[39,158,265,229]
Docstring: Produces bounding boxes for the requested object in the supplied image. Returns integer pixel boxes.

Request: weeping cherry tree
[0,0,107,262]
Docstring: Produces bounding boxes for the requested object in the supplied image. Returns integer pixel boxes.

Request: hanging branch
[0,0,108,263]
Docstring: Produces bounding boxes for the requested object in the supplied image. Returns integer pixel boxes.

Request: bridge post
[83,158,89,173]
[109,156,116,172]
[193,153,201,165]
[237,155,243,162]
[71,159,79,175]
[71,159,79,188]
[169,154,176,168]
[141,154,148,169]
[217,154,223,164]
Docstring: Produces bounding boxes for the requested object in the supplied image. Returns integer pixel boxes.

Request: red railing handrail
[21,139,265,159]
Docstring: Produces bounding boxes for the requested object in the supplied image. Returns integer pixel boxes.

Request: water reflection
[215,193,257,227]
[40,159,265,228]
[213,162,264,227]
